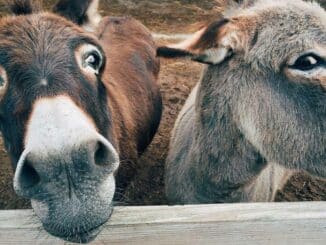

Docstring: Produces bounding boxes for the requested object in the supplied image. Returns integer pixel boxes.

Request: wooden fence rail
[0,202,325,244]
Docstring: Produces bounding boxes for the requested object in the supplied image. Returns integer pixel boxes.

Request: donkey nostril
[20,160,41,189]
[94,142,110,167]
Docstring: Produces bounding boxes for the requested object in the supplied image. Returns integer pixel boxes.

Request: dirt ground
[0,0,325,209]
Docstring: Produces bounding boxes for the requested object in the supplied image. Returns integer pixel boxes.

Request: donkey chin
[19,152,118,243]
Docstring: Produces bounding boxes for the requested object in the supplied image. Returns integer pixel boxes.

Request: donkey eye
[76,44,104,77]
[290,54,324,71]
[84,52,102,72]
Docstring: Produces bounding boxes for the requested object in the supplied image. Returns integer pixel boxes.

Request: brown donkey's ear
[53,0,101,31]
[9,0,41,15]
[157,18,251,65]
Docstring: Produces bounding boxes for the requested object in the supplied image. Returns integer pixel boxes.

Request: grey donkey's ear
[157,18,252,65]
[53,0,101,31]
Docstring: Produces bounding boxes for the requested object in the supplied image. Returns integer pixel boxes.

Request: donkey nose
[14,137,119,198]
[14,152,41,196]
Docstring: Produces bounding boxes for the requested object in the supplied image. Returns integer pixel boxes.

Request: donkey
[0,0,162,242]
[158,0,326,204]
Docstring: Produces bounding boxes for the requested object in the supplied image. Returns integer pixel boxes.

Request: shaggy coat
[158,0,325,204]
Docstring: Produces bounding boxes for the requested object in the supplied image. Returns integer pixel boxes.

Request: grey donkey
[157,0,326,203]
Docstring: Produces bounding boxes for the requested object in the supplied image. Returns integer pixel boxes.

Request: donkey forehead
[0,13,96,64]
[236,1,326,66]
[248,0,326,33]
[253,9,326,49]
[225,1,326,54]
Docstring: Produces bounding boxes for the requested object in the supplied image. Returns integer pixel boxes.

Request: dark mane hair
[8,0,41,15]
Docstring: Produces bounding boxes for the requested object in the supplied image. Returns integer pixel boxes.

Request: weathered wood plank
[0,202,325,244]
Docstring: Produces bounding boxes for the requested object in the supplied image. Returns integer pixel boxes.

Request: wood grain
[0,202,325,244]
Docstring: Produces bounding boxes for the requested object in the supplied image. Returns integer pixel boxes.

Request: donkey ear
[9,0,41,15]
[157,18,247,65]
[53,0,101,31]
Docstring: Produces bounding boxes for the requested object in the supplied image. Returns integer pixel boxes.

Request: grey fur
[165,0,326,204]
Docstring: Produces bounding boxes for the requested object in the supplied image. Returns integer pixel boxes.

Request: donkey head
[0,0,119,242]
[158,0,326,178]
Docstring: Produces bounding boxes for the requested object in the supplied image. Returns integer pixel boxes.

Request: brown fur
[97,16,162,189]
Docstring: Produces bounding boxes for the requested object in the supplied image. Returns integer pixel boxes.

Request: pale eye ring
[75,44,104,76]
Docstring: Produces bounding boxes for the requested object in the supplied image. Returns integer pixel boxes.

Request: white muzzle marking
[22,95,118,166]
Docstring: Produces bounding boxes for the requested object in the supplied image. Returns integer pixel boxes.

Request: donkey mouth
[46,219,107,244]
[62,223,105,244]
[41,205,114,244]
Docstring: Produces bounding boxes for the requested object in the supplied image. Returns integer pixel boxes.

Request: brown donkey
[158,0,325,204]
[0,0,162,242]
